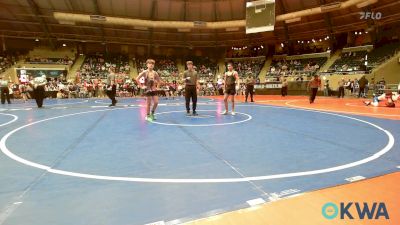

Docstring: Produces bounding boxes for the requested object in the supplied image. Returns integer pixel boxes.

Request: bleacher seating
[79,54,130,81]
[330,51,367,72]
[367,41,400,67]
[0,55,15,73]
[136,58,178,82]
[268,57,326,77]
[226,57,265,78]
[25,56,74,65]
[185,56,218,80]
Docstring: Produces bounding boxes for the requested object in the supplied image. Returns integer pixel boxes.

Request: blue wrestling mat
[0,98,399,225]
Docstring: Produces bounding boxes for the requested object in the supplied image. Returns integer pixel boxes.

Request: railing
[273,52,330,60]
[342,45,373,53]
[267,70,317,77]
[319,71,368,76]
[224,56,266,61]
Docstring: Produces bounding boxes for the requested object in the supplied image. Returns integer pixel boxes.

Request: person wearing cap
[136,59,161,122]
[307,74,322,104]
[31,75,47,108]
[0,77,11,104]
[183,61,199,116]
[244,73,255,102]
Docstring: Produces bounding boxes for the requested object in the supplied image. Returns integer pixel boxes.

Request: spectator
[337,78,345,98]
[358,76,368,98]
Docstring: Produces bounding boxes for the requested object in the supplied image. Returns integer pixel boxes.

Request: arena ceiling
[0,0,399,48]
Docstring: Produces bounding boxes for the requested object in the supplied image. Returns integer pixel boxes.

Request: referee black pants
[185,85,197,112]
[34,85,45,108]
[310,88,318,103]
[338,87,345,98]
[281,86,288,97]
[106,85,117,105]
[245,85,254,102]
[1,87,11,104]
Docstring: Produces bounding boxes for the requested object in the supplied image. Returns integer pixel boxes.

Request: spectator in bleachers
[0,55,15,72]
[26,56,74,65]
[229,58,265,78]
[136,58,178,82]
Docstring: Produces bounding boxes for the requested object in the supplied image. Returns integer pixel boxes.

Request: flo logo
[322,202,389,220]
[360,11,382,20]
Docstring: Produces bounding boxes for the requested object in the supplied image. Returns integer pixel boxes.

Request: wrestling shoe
[145,115,153,122]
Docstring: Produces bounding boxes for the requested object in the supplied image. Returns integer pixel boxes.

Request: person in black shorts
[183,61,200,116]
[136,59,161,122]
[221,62,240,115]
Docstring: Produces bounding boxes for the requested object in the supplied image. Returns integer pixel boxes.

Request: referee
[183,61,199,116]
[106,67,117,107]
[244,73,255,102]
[31,75,47,108]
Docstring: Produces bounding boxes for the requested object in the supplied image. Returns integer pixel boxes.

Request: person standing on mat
[337,78,345,98]
[183,61,199,116]
[0,77,11,105]
[136,59,161,122]
[308,74,321,104]
[358,75,368,98]
[244,73,255,102]
[281,78,288,97]
[31,75,47,108]
[106,67,117,107]
[221,62,240,115]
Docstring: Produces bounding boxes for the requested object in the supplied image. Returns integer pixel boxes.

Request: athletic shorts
[145,90,158,96]
[225,85,236,95]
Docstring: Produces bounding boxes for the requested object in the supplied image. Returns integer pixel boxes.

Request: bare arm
[223,73,226,89]
[182,71,187,82]
[155,72,162,89]
[235,72,240,86]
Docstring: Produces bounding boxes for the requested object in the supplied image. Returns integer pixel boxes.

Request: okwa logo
[322,202,389,220]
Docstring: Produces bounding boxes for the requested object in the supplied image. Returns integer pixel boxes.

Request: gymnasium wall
[368,52,400,85]
[324,74,366,90]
